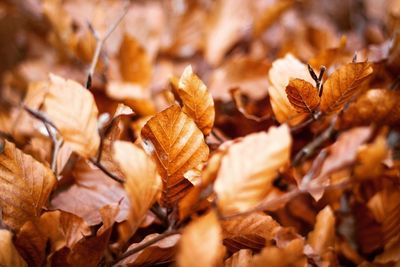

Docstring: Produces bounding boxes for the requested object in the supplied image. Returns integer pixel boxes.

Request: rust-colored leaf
[285,78,320,113]
[0,139,56,230]
[174,65,215,135]
[224,249,253,267]
[214,124,291,215]
[320,62,373,113]
[113,141,161,239]
[140,105,209,207]
[43,74,100,158]
[177,211,225,267]
[0,229,27,267]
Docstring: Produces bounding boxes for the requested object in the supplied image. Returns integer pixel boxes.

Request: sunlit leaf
[0,230,27,267]
[285,78,320,113]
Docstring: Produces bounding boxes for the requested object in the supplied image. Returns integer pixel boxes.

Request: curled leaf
[285,79,320,113]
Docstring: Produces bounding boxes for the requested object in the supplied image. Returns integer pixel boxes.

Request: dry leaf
[141,105,209,207]
[268,54,314,125]
[119,34,152,87]
[118,233,180,267]
[43,74,100,158]
[0,139,56,230]
[224,249,252,267]
[320,62,373,113]
[308,206,336,258]
[0,229,27,267]
[285,78,320,113]
[175,65,215,135]
[222,212,280,252]
[113,141,161,239]
[214,124,291,215]
[177,211,225,267]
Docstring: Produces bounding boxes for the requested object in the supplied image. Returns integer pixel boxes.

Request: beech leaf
[0,230,27,267]
[285,78,320,113]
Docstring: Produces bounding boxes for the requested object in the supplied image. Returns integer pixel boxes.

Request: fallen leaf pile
[0,0,400,266]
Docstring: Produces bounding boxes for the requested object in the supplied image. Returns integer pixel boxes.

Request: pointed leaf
[177,211,225,267]
[285,79,320,113]
[320,62,373,113]
[0,139,56,230]
[141,105,209,207]
[175,65,215,135]
[214,125,292,215]
[43,74,100,157]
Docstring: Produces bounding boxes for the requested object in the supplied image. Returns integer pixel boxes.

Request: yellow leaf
[113,141,161,238]
[43,74,100,158]
[268,54,313,125]
[214,124,291,215]
[0,139,56,230]
[177,211,225,267]
[0,230,27,267]
[320,62,373,113]
[175,65,215,135]
[141,105,209,207]
[285,78,320,113]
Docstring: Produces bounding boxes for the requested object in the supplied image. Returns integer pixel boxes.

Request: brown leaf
[0,139,56,230]
[118,233,180,267]
[250,239,307,267]
[119,34,152,87]
[224,249,252,267]
[0,229,27,267]
[113,141,161,240]
[177,210,225,267]
[214,124,291,215]
[43,74,100,158]
[230,88,271,122]
[50,159,129,225]
[320,62,373,113]
[174,65,215,135]
[222,212,280,253]
[268,54,314,125]
[140,105,209,207]
[307,206,336,258]
[285,79,320,113]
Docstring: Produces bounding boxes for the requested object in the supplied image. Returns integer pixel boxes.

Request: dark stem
[89,158,125,183]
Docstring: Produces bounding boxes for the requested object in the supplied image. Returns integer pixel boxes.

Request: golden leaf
[0,139,56,230]
[43,74,100,158]
[285,79,320,113]
[140,105,209,207]
[225,249,253,267]
[0,230,27,267]
[307,206,335,257]
[268,54,313,125]
[177,211,225,267]
[175,65,215,135]
[214,124,291,215]
[113,141,161,238]
[320,62,373,113]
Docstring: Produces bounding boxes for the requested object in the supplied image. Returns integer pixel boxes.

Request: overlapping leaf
[214,124,291,215]
[0,230,27,267]
[0,139,56,230]
[285,78,320,113]
[141,105,209,207]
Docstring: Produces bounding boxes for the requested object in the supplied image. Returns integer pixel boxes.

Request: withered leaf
[0,139,56,230]
[222,212,280,253]
[320,62,373,113]
[43,74,100,158]
[177,211,225,267]
[214,124,291,215]
[224,249,253,267]
[285,79,320,113]
[113,141,161,239]
[175,65,215,135]
[307,206,335,257]
[0,229,27,267]
[140,105,209,207]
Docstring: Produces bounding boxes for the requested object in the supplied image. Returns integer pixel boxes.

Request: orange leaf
[285,79,320,113]
[320,62,373,113]
[140,105,209,207]
[177,211,225,267]
[43,74,100,158]
[0,230,27,267]
[225,249,253,267]
[214,124,291,215]
[113,141,161,239]
[268,54,313,125]
[175,65,215,135]
[0,139,56,230]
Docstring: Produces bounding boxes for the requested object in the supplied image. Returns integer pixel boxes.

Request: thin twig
[211,129,227,143]
[150,203,169,227]
[85,2,130,89]
[89,158,125,183]
[111,230,180,265]
[23,106,59,132]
